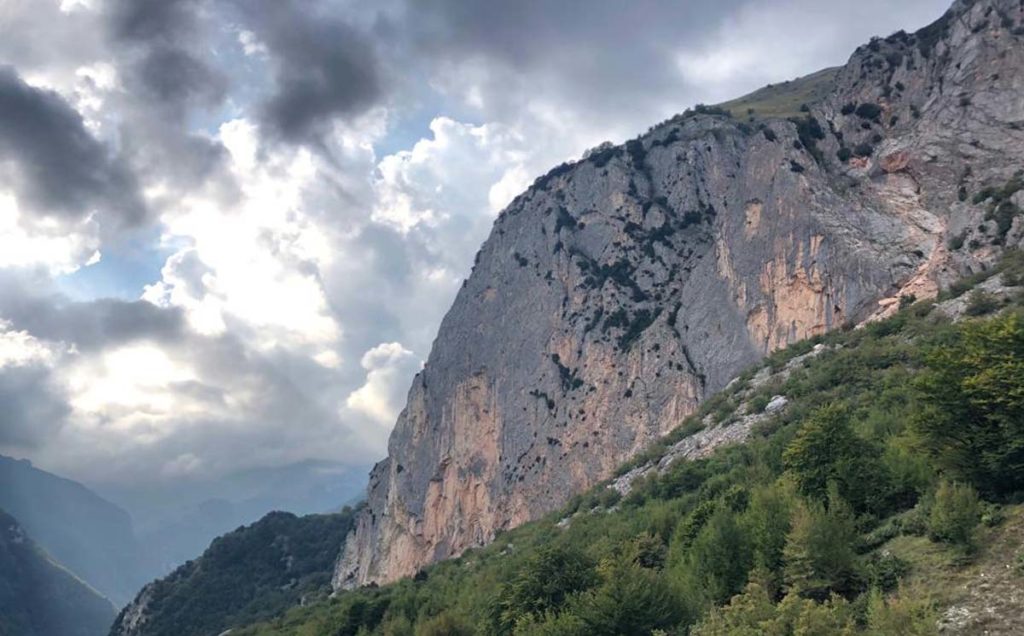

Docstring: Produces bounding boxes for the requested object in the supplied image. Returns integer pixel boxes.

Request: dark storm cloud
[0,66,147,226]
[390,0,951,126]
[0,364,70,449]
[134,46,228,110]
[0,272,185,352]
[100,0,238,210]
[395,0,740,110]
[108,0,202,44]
[8,299,185,353]
[235,1,384,143]
[109,0,228,116]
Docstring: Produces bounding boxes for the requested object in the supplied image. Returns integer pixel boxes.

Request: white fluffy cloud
[373,117,530,231]
[143,118,343,354]
[346,342,420,427]
[0,192,100,274]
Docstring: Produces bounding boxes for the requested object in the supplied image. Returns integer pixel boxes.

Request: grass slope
[716,67,840,120]
[233,252,1024,636]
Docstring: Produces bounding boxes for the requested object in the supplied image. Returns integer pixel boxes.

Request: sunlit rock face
[336,0,1024,589]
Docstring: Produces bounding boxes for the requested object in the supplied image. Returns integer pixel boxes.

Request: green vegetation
[235,254,1024,636]
[854,103,883,122]
[112,510,356,636]
[717,68,840,120]
[972,173,1023,242]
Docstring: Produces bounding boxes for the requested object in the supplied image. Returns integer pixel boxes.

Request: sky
[0,0,951,492]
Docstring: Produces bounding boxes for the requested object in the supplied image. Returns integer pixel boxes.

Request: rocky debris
[764,395,789,413]
[933,274,1022,320]
[336,0,1024,589]
[610,413,768,497]
[609,341,827,496]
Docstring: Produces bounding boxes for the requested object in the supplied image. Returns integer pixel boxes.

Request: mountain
[110,509,356,636]
[0,455,152,606]
[337,0,1024,588]
[100,460,368,573]
[233,252,1024,635]
[0,508,116,636]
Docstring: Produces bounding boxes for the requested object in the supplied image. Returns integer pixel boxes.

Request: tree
[685,508,753,605]
[914,312,1024,496]
[414,611,473,636]
[742,483,795,588]
[783,404,889,514]
[782,491,862,600]
[690,570,776,636]
[927,480,980,549]
[578,562,683,636]
[491,545,597,632]
[864,586,937,636]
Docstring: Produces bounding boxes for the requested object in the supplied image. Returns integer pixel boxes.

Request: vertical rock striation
[336,0,1024,589]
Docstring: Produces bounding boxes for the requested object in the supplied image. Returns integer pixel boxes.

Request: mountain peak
[333,0,1024,590]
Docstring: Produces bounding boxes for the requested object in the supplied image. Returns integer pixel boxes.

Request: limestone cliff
[336,0,1024,589]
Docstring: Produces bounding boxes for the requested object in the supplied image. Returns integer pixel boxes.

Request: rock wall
[336,0,1024,589]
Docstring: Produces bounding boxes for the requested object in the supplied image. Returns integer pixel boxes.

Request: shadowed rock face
[336,0,1024,589]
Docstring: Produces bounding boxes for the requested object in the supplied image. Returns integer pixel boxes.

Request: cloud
[234,0,384,144]
[394,0,950,137]
[346,342,419,426]
[0,322,70,449]
[0,66,146,228]
[142,118,343,353]
[107,0,201,44]
[0,0,958,495]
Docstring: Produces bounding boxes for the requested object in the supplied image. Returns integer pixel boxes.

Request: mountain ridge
[0,508,116,636]
[336,0,1024,589]
[0,454,152,606]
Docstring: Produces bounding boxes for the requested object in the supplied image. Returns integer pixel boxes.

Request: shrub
[855,103,883,121]
[748,394,771,413]
[837,147,852,162]
[578,563,684,636]
[927,480,980,548]
[492,545,598,631]
[415,612,473,636]
[854,143,875,157]
[914,312,1024,496]
[782,493,863,600]
[783,404,891,514]
[865,551,910,591]
[964,290,1000,316]
[864,587,938,635]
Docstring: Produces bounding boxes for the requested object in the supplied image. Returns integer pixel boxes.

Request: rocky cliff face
[336,0,1024,589]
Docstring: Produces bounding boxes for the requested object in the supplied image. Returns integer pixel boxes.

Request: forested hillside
[110,510,355,636]
[234,252,1024,635]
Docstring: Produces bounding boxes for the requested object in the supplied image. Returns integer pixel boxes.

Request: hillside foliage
[111,510,355,636]
[230,256,1024,635]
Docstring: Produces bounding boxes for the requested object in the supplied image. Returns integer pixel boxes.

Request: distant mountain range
[0,454,368,619]
[0,455,152,607]
[0,508,116,636]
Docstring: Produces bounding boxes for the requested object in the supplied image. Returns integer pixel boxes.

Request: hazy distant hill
[100,459,368,572]
[0,508,116,636]
[0,455,151,606]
